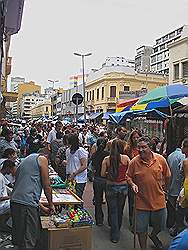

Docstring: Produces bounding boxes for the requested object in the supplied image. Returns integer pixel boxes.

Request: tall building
[20,92,45,119]
[10,77,25,92]
[150,25,188,75]
[135,46,153,72]
[12,81,41,118]
[168,35,188,84]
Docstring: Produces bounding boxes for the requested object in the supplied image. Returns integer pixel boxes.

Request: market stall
[39,173,93,250]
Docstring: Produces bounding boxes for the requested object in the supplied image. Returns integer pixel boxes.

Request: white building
[102,56,135,68]
[168,36,188,84]
[20,93,45,119]
[135,46,153,72]
[150,25,188,75]
[10,77,25,92]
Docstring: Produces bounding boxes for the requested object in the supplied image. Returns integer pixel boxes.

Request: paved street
[83,182,172,250]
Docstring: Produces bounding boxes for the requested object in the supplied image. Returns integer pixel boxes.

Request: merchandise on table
[51,207,94,228]
[50,176,66,188]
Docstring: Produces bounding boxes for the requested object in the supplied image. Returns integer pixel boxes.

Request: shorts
[135,208,167,233]
[11,202,41,249]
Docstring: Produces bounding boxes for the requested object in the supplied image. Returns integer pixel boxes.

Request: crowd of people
[0,119,187,249]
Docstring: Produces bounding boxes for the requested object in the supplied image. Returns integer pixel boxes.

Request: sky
[9,0,188,90]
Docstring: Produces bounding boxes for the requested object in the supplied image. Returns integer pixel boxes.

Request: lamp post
[48,79,59,120]
[74,52,92,122]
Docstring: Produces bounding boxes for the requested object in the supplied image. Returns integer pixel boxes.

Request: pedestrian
[0,129,17,158]
[101,139,130,243]
[47,121,63,146]
[167,142,185,231]
[127,136,171,250]
[65,133,88,199]
[11,153,55,250]
[91,137,109,226]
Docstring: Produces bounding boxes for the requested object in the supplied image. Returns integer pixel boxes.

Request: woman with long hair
[65,133,88,199]
[101,139,130,243]
[125,129,141,227]
[91,137,109,226]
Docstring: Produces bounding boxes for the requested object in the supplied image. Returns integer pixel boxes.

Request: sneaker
[148,234,163,249]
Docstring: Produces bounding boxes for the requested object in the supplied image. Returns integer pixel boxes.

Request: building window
[101,87,104,100]
[157,62,162,70]
[151,55,156,63]
[174,64,179,80]
[46,107,48,112]
[160,44,165,50]
[124,86,130,91]
[90,91,92,100]
[183,61,188,78]
[92,90,94,100]
[97,89,99,100]
[154,47,158,53]
[110,86,116,97]
[87,92,89,101]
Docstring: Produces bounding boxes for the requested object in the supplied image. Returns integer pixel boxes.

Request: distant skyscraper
[135,46,153,72]
[10,77,25,92]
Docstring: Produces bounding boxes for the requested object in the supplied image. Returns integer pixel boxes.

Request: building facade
[10,77,25,92]
[12,81,41,118]
[168,36,188,84]
[31,100,51,119]
[20,92,45,120]
[150,25,188,75]
[85,63,168,113]
[135,46,153,72]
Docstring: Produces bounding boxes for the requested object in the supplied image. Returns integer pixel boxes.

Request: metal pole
[76,96,78,125]
[82,55,86,122]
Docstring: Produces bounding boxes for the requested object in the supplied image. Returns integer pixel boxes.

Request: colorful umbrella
[137,84,188,105]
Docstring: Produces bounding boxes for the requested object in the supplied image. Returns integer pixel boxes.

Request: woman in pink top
[101,139,130,243]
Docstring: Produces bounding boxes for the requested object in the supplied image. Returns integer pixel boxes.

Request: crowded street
[1,0,188,250]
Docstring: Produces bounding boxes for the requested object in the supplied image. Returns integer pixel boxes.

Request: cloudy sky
[9,0,188,90]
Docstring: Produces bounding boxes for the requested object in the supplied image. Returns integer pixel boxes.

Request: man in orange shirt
[127,136,171,250]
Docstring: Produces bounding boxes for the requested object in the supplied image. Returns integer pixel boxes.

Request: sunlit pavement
[83,182,172,250]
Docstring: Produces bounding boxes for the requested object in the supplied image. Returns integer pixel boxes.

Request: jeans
[106,184,128,241]
[93,177,106,225]
[166,195,177,228]
[75,182,86,200]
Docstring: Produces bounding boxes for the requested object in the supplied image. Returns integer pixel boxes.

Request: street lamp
[48,79,59,89]
[74,52,92,122]
[48,79,59,120]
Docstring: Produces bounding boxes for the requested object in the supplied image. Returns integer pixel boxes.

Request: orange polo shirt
[127,153,171,211]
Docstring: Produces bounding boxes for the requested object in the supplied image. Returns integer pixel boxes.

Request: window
[160,44,165,50]
[157,54,163,61]
[183,61,188,78]
[90,91,92,100]
[87,92,89,101]
[97,89,99,100]
[151,55,156,64]
[46,107,48,112]
[92,90,94,100]
[169,32,175,39]
[124,86,130,91]
[174,64,179,80]
[157,62,162,70]
[154,47,158,53]
[110,86,116,97]
[101,87,104,99]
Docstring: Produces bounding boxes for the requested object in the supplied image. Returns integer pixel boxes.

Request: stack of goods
[50,176,66,189]
[52,207,94,228]
[68,207,94,227]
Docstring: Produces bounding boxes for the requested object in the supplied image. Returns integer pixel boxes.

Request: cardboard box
[40,217,92,250]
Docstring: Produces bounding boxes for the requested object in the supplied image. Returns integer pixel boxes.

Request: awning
[78,114,90,122]
[102,112,114,120]
[116,98,139,112]
[89,112,103,120]
[109,109,168,124]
